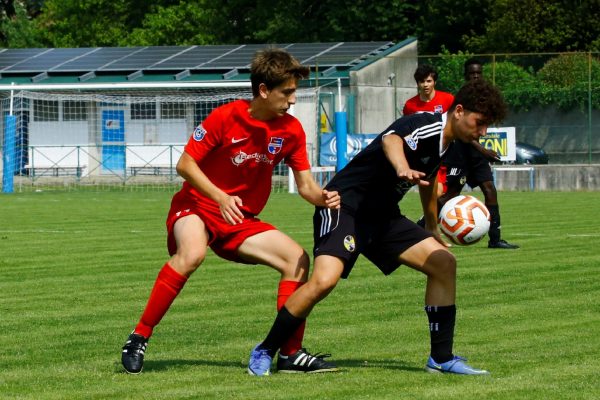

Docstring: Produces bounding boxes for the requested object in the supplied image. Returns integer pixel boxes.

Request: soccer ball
[438,195,490,245]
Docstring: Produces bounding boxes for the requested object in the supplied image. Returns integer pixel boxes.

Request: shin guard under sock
[277,280,306,355]
[134,263,188,338]
[425,305,456,363]
[260,306,306,358]
[487,204,501,243]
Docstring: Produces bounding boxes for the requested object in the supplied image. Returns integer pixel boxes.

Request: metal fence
[397,52,600,164]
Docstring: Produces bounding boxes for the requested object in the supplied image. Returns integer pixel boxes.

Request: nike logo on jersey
[232,137,248,143]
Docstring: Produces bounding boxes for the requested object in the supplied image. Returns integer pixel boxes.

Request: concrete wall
[504,107,600,164]
[349,40,418,134]
[492,164,600,191]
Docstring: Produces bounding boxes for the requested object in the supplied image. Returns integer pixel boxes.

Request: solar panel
[0,42,397,76]
[101,46,189,70]
[312,42,393,66]
[3,48,91,72]
[202,44,285,69]
[148,45,241,70]
[286,43,342,65]
[53,47,137,72]
[0,48,51,71]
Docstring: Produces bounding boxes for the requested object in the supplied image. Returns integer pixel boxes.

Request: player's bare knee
[438,251,456,279]
[281,249,310,281]
[171,249,205,275]
[310,274,339,298]
[427,249,456,280]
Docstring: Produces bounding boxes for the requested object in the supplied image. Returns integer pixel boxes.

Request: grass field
[1,190,599,399]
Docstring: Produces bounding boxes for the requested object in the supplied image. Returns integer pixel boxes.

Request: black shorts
[313,207,432,279]
[443,141,493,190]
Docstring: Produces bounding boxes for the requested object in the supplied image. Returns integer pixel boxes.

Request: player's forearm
[292,169,322,206]
[297,179,326,206]
[419,183,438,228]
[176,152,227,203]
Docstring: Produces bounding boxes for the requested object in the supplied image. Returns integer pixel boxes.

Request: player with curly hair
[248,79,507,376]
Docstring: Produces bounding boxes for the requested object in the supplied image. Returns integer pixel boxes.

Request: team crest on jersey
[193,125,207,141]
[434,105,443,113]
[343,235,356,252]
[404,135,418,150]
[268,137,284,154]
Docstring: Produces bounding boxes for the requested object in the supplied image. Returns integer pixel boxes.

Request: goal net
[0,84,321,193]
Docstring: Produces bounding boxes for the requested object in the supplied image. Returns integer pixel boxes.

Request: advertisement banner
[319,133,377,166]
[480,127,516,162]
[319,127,515,166]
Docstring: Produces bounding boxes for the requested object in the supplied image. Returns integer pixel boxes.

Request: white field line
[0,229,151,234]
[512,232,600,237]
[1,229,597,237]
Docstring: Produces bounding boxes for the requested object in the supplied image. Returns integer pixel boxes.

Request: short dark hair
[413,64,438,83]
[250,48,310,97]
[464,57,483,73]
[450,79,507,125]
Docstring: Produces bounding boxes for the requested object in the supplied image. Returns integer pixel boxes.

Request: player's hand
[482,147,501,162]
[217,194,244,225]
[322,189,341,209]
[430,227,452,248]
[397,168,428,186]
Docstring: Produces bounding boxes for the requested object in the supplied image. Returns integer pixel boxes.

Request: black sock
[259,306,305,358]
[425,305,456,363]
[487,204,501,243]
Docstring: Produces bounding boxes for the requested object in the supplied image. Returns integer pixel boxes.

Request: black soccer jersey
[325,112,452,217]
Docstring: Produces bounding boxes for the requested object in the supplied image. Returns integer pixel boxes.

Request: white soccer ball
[438,195,490,245]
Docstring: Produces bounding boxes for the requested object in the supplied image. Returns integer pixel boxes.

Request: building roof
[0,39,415,88]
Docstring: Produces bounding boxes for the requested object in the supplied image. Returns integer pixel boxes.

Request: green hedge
[427,52,600,112]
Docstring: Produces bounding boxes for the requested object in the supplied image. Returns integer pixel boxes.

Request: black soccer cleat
[277,348,339,373]
[121,333,148,374]
[488,239,519,249]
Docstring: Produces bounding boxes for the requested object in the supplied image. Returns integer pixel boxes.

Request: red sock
[134,263,188,339]
[277,280,306,356]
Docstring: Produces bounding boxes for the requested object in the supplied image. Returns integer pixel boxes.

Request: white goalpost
[0,82,321,193]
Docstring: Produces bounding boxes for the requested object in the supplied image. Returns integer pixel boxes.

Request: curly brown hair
[250,48,310,97]
[449,79,508,124]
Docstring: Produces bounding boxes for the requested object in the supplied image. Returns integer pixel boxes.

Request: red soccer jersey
[402,90,454,116]
[181,99,310,216]
[402,90,454,195]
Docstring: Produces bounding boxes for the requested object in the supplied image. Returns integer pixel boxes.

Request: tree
[0,0,43,47]
[414,0,493,55]
[464,0,600,53]
[3,0,599,55]
[246,0,420,43]
[125,0,420,45]
[31,0,181,47]
[126,1,219,46]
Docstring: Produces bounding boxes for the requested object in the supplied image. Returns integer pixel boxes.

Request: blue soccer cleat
[247,344,272,376]
[425,355,490,375]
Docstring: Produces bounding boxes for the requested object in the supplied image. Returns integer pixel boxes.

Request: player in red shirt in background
[121,48,340,375]
[403,64,454,117]
[405,63,517,251]
[403,64,454,194]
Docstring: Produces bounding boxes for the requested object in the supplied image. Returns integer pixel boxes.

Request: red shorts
[166,191,276,263]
